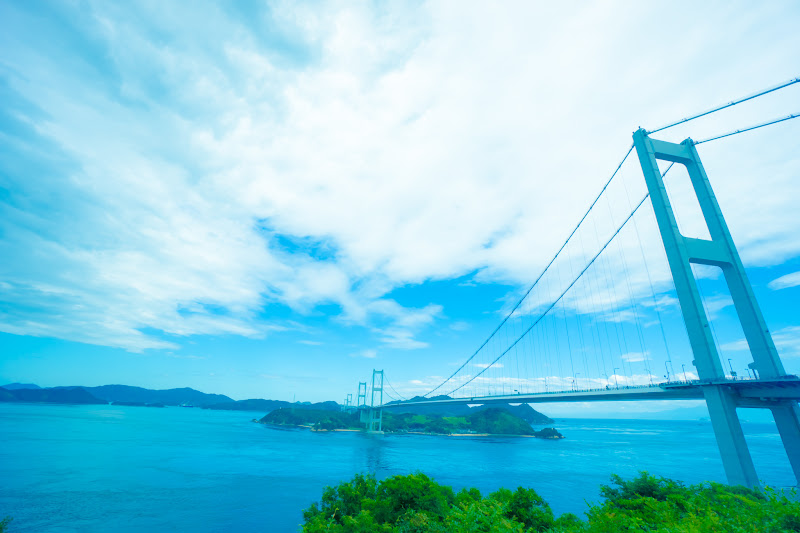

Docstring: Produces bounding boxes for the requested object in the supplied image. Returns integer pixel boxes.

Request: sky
[1,1,799,417]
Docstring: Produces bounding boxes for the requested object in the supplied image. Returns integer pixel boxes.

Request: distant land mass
[1,382,42,390]
[0,382,346,412]
[69,385,235,407]
[204,398,341,412]
[385,395,555,425]
[0,386,104,404]
[0,384,563,425]
[259,407,563,438]
[0,383,232,407]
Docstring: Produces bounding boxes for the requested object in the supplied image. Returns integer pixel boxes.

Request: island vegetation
[302,471,800,532]
[387,396,554,425]
[259,407,563,438]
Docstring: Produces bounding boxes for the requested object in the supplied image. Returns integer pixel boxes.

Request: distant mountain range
[2,382,42,390]
[0,383,235,407]
[0,385,560,423]
[61,385,235,407]
[0,386,105,404]
[0,382,342,412]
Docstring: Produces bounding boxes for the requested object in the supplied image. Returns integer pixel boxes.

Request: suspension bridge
[347,77,800,489]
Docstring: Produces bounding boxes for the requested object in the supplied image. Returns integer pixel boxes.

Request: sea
[0,403,794,532]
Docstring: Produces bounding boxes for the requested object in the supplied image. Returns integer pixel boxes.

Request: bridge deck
[381,376,800,408]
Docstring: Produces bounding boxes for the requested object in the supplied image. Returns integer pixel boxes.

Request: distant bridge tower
[633,129,800,487]
[357,382,367,409]
[367,369,384,433]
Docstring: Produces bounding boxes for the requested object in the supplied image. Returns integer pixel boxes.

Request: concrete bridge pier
[770,402,800,485]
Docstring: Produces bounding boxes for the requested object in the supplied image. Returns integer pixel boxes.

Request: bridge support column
[704,387,759,487]
[633,128,799,487]
[771,402,800,485]
[367,369,384,434]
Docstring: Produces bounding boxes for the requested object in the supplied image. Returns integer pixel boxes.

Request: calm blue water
[0,403,793,532]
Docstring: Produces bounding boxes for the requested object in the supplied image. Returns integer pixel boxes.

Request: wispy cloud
[722,326,800,358]
[621,351,651,363]
[768,271,800,291]
[350,349,377,359]
[0,1,798,364]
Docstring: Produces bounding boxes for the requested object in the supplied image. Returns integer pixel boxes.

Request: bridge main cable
[646,76,799,134]
[693,112,800,144]
[423,144,635,398]
[443,163,675,397]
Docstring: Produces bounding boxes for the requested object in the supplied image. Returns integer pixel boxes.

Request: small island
[258,407,563,438]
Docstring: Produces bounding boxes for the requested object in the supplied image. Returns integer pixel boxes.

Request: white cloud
[0,1,798,359]
[621,352,651,363]
[350,349,377,359]
[768,271,800,291]
[722,326,800,359]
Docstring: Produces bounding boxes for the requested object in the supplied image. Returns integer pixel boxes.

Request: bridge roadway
[381,376,800,409]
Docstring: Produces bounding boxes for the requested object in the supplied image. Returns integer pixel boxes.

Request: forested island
[258,407,563,438]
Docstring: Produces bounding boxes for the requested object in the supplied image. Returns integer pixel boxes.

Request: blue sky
[1,1,799,416]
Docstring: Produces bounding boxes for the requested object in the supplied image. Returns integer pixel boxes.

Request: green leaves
[302,471,800,533]
[374,473,456,524]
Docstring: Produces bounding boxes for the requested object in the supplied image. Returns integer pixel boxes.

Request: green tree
[446,499,525,532]
[302,473,379,526]
[373,472,455,524]
[455,487,483,507]
[491,487,554,532]
[586,472,800,533]
[302,471,800,533]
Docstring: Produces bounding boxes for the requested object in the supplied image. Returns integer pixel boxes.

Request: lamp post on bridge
[682,364,688,382]
[664,361,671,383]
[573,372,580,391]
[727,358,738,379]
[613,368,619,389]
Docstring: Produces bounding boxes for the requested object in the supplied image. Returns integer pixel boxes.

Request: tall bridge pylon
[360,370,384,434]
[357,382,367,409]
[632,129,800,487]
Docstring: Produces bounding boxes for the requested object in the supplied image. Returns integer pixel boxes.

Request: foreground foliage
[302,471,800,532]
